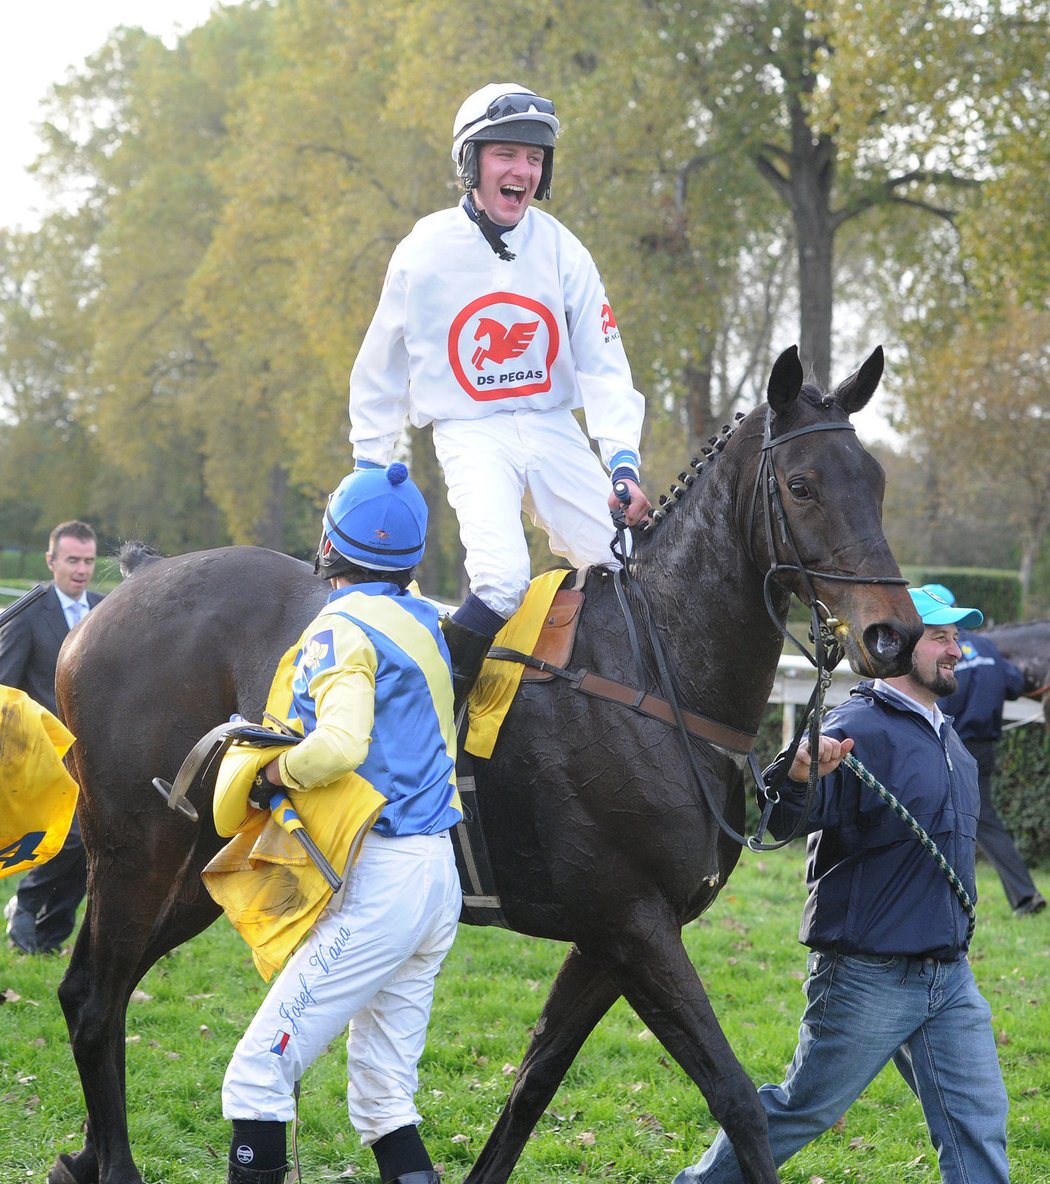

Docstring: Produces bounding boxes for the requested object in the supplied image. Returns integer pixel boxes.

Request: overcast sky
[1,1,220,230]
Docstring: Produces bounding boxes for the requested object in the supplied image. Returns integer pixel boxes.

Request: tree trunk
[788,108,835,386]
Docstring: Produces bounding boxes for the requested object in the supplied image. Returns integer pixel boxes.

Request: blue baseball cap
[924,583,956,605]
[909,584,983,629]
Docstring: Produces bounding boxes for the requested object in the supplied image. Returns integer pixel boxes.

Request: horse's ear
[832,346,884,414]
[766,345,804,416]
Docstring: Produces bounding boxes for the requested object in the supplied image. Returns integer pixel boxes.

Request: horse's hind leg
[591,914,779,1184]
[465,944,621,1184]
[51,847,221,1184]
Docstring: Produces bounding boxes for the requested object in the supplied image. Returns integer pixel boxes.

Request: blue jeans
[674,950,1009,1184]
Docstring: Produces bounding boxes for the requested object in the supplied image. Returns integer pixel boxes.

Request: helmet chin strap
[464,193,517,261]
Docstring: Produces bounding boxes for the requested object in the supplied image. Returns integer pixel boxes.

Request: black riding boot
[227,1162,288,1184]
[441,618,494,714]
[382,1174,441,1184]
[228,1118,289,1184]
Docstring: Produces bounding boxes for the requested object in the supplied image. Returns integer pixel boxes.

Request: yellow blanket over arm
[200,643,385,981]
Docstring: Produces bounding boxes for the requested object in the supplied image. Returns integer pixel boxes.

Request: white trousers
[222,830,461,1146]
[432,409,620,620]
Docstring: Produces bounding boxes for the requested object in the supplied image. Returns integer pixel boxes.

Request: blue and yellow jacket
[278,582,461,836]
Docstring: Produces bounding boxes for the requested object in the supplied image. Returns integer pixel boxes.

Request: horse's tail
[116,540,166,578]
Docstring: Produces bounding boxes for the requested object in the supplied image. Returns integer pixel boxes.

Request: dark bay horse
[52,346,921,1184]
[983,620,1050,726]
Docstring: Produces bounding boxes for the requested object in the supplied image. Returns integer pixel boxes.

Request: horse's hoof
[47,1155,82,1184]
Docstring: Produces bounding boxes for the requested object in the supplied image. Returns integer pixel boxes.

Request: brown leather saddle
[519,588,583,681]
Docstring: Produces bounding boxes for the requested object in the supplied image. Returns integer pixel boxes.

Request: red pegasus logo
[471,317,540,370]
[600,303,617,333]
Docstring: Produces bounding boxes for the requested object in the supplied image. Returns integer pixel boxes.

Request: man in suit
[1,520,103,954]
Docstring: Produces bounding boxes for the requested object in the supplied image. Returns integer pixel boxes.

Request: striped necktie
[68,600,85,627]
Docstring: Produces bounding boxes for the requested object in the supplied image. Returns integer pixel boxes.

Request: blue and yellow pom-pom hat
[316,462,428,577]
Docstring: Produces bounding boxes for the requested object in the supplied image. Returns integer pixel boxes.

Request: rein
[613,409,907,852]
[840,752,976,944]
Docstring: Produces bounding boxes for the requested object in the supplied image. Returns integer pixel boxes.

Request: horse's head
[752,344,922,678]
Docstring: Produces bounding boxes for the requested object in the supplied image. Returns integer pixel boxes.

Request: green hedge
[994,723,1050,865]
[0,549,50,582]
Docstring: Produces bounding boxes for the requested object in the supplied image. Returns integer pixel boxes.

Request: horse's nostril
[876,629,899,657]
[865,624,901,660]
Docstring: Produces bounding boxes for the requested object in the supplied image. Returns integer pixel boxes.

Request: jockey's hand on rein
[607,478,652,528]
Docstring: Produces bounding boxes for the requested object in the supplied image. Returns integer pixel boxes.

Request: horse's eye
[787,479,811,499]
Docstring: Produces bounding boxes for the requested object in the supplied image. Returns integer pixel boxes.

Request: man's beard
[921,665,957,698]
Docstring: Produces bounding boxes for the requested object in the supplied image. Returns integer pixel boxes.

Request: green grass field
[1,851,1046,1184]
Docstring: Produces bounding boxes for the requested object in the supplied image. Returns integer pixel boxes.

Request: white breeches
[432,408,620,620]
[222,830,461,1146]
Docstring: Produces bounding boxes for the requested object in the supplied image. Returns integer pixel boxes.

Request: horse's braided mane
[640,410,748,536]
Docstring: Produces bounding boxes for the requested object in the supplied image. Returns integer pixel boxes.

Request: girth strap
[486,647,756,756]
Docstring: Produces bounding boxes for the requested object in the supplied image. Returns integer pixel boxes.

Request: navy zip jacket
[937,630,1024,743]
[764,682,979,961]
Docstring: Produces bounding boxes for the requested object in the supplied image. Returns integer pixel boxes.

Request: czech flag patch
[270,1030,291,1056]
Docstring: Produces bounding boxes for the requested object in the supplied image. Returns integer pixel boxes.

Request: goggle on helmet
[451,84,560,201]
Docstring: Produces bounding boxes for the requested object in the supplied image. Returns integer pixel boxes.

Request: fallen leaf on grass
[200,1025,214,1039]
[848,1136,871,1150]
[130,989,152,1003]
[501,1062,517,1075]
[579,1131,597,1146]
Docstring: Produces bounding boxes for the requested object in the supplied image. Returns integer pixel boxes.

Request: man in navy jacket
[931,584,1045,917]
[675,586,1009,1184]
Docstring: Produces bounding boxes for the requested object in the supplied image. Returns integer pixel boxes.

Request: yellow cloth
[201,643,385,981]
[0,685,79,878]
[465,569,569,759]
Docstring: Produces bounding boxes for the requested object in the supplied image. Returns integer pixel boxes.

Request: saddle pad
[465,568,572,759]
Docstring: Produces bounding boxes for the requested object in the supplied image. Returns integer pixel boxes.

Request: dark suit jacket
[0,584,104,714]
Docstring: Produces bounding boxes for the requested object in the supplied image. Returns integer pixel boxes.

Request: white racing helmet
[451,83,560,200]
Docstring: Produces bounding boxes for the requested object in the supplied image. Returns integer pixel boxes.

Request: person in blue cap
[221,464,462,1184]
[927,584,1045,918]
[675,584,1010,1184]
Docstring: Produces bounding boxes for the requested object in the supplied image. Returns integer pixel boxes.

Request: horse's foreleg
[589,917,779,1184]
[464,944,620,1184]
